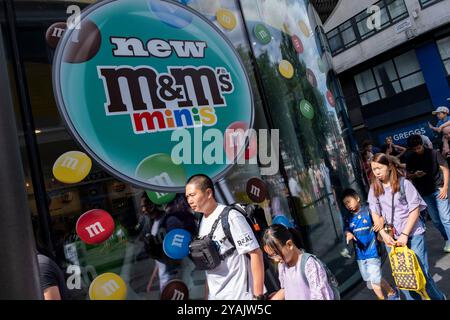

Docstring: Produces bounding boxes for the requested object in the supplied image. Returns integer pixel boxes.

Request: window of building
[7,0,365,299]
[419,0,444,9]
[354,50,425,105]
[437,36,450,76]
[326,0,408,56]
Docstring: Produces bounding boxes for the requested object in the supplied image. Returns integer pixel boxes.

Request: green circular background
[53,0,254,192]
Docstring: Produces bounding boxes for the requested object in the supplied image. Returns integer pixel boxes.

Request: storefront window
[7,0,366,299]
[240,0,362,287]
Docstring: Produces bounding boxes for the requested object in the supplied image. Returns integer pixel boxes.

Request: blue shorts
[357,258,382,287]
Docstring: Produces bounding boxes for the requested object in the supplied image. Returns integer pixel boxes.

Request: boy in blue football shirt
[342,189,399,300]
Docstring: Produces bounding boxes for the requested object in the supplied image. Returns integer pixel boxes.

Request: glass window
[373,60,397,84]
[354,70,377,93]
[12,0,290,300]
[356,17,375,40]
[328,35,343,53]
[419,0,443,9]
[400,72,425,90]
[437,37,450,75]
[242,0,363,288]
[355,49,425,105]
[379,7,391,27]
[438,37,450,60]
[386,0,408,20]
[360,89,380,105]
[341,26,356,46]
[327,0,411,56]
[394,50,421,77]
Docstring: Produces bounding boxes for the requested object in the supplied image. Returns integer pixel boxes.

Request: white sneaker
[444,241,450,253]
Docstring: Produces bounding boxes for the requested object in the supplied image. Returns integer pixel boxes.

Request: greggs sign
[53,0,254,191]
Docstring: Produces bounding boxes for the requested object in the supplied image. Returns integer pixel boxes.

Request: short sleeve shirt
[368,179,426,237]
[37,254,68,299]
[406,148,447,195]
[278,254,334,300]
[198,204,259,300]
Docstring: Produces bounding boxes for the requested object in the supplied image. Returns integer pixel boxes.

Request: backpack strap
[207,206,237,260]
[220,204,248,248]
[399,177,406,202]
[299,252,312,288]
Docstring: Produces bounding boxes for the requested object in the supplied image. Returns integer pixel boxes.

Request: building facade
[324,0,450,147]
[0,0,366,300]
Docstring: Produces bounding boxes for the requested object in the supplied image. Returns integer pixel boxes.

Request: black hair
[341,188,360,201]
[186,174,215,197]
[262,224,303,258]
[407,134,423,148]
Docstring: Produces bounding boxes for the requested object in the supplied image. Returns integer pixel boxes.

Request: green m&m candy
[300,100,315,120]
[254,24,271,45]
[146,190,176,205]
[136,153,186,192]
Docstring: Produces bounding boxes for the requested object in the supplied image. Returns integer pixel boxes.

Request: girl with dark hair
[262,224,336,300]
[368,153,445,300]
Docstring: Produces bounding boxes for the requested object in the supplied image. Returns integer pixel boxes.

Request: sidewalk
[343,220,450,300]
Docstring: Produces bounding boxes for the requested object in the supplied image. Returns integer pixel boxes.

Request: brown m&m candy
[63,19,101,63]
[246,178,268,203]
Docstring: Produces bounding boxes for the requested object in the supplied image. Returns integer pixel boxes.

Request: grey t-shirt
[37,254,68,299]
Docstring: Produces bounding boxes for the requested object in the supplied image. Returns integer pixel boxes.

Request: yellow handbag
[388,246,430,300]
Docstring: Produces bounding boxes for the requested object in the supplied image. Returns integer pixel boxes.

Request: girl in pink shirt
[263,224,336,300]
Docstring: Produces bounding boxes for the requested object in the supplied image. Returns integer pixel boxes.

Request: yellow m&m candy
[89,273,127,300]
[52,151,92,184]
[299,20,311,37]
[216,8,237,30]
[278,60,294,79]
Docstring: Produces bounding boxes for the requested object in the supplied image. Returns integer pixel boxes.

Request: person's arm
[396,207,420,247]
[146,264,159,293]
[345,231,356,243]
[429,122,440,132]
[269,289,285,300]
[43,286,62,300]
[438,121,450,130]
[368,188,385,232]
[204,282,209,300]
[248,248,264,297]
[393,145,407,158]
[438,165,449,200]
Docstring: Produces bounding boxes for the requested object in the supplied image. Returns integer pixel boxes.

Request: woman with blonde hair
[368,153,445,300]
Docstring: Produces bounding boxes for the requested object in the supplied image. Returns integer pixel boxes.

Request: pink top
[278,254,334,300]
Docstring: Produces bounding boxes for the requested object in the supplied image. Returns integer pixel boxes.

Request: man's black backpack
[221,203,280,293]
[220,203,268,248]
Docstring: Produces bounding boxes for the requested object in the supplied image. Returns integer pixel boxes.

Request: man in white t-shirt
[185,174,265,300]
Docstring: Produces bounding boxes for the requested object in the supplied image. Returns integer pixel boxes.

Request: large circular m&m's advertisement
[52,0,254,192]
